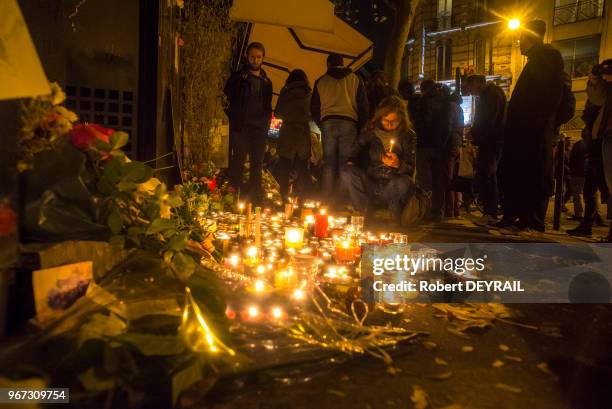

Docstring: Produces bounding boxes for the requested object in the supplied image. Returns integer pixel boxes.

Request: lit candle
[274,268,298,289]
[245,203,252,237]
[255,207,262,250]
[284,226,304,249]
[300,208,313,224]
[335,239,359,263]
[238,202,245,214]
[314,209,329,238]
[389,139,395,154]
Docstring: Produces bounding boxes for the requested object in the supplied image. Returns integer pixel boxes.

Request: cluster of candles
[209,200,408,323]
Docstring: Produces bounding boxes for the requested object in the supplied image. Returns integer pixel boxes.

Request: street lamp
[508,18,521,30]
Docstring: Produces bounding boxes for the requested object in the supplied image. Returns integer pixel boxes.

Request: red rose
[208,177,217,192]
[70,124,112,150]
[0,203,17,237]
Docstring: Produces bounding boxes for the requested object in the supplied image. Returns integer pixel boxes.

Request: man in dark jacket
[414,80,455,221]
[466,75,507,225]
[497,20,564,232]
[567,59,612,237]
[311,53,369,203]
[224,42,273,204]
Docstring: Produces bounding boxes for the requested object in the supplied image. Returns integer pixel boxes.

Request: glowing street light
[508,18,521,30]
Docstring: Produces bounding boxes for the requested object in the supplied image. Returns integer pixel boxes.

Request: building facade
[407,0,612,132]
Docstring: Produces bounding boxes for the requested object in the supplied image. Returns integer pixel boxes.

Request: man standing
[497,20,564,232]
[466,75,507,226]
[567,59,612,238]
[311,53,369,204]
[224,42,273,204]
[414,80,453,222]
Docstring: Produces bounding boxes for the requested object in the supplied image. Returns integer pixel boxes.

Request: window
[65,85,136,153]
[437,0,453,29]
[553,35,600,78]
[474,38,486,74]
[436,40,453,80]
[554,0,603,26]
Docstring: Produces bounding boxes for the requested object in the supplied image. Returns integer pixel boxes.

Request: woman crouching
[341,96,416,221]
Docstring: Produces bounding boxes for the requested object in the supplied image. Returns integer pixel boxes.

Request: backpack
[401,186,431,226]
[556,72,576,127]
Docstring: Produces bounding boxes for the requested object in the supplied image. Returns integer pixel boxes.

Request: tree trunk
[383,0,420,89]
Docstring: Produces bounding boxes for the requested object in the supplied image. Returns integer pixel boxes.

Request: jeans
[445,148,461,217]
[581,139,609,229]
[320,119,358,200]
[228,125,267,202]
[475,148,501,217]
[417,148,448,219]
[341,165,415,217]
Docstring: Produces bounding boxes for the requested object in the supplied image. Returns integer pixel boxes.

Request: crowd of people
[223,19,612,241]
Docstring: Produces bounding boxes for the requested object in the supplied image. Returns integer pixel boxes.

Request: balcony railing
[554,0,603,26]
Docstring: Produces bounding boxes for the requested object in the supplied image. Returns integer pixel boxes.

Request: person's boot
[566,224,592,237]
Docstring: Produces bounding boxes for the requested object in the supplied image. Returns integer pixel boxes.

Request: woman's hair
[285,69,310,88]
[365,95,412,132]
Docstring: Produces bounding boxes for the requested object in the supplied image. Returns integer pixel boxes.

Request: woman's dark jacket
[274,81,312,161]
[348,126,417,180]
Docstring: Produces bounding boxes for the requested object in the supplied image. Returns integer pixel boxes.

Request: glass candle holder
[284,226,304,249]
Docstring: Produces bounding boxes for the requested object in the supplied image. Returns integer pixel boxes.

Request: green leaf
[172,252,196,281]
[166,233,188,251]
[116,180,138,192]
[77,313,127,347]
[148,218,175,234]
[113,333,186,356]
[172,361,210,406]
[93,138,112,152]
[163,250,174,263]
[101,156,124,185]
[108,209,123,234]
[143,202,161,220]
[123,162,154,183]
[167,193,183,208]
[109,131,129,150]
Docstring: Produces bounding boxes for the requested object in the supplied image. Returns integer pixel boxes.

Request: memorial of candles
[207,200,410,322]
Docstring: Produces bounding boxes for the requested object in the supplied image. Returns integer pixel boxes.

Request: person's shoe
[474,215,498,227]
[594,214,606,227]
[566,225,592,237]
[568,215,583,221]
[491,217,517,229]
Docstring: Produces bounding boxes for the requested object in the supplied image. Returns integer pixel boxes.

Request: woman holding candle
[341,96,416,221]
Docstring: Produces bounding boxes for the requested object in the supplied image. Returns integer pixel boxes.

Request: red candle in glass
[314,210,329,238]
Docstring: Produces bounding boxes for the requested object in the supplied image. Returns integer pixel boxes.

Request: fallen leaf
[461,345,474,352]
[536,362,555,376]
[387,366,401,375]
[411,385,429,409]
[327,389,346,397]
[435,357,448,365]
[504,355,523,362]
[422,341,437,350]
[427,371,452,380]
[495,383,522,394]
[492,360,504,368]
[499,344,510,352]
